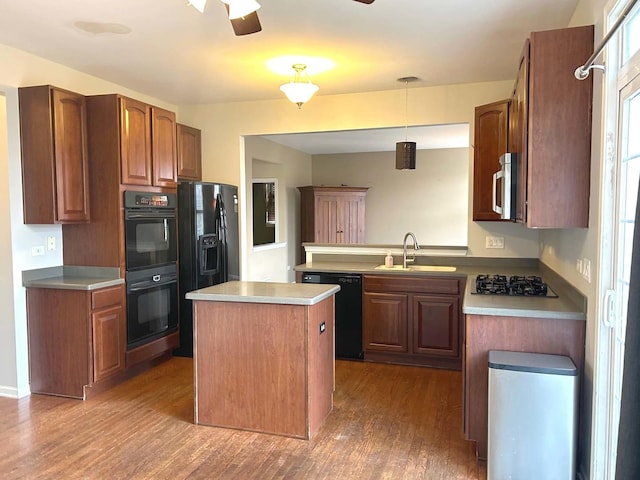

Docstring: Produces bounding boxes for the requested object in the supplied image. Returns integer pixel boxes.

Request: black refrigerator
[174,181,239,357]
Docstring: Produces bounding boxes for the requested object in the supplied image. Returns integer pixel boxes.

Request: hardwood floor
[0,358,486,479]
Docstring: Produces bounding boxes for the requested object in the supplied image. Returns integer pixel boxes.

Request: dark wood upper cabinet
[473,26,594,228]
[516,25,594,228]
[472,99,509,221]
[119,97,152,186]
[177,123,202,181]
[118,96,177,187]
[19,85,90,224]
[151,107,178,187]
[509,40,529,224]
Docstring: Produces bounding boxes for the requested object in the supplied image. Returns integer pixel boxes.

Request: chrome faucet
[403,232,420,269]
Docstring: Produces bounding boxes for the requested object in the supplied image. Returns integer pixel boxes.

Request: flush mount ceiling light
[220,0,261,19]
[396,76,419,170]
[280,64,320,109]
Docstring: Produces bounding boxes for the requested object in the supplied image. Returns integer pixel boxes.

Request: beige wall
[244,136,312,282]
[311,148,469,246]
[0,94,18,395]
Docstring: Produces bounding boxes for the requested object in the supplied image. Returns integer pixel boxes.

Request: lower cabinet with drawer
[362,275,464,370]
[26,284,126,399]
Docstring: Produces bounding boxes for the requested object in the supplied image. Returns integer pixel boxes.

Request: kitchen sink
[374,265,457,272]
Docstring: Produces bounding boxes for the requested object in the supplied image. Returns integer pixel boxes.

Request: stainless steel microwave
[492,153,517,220]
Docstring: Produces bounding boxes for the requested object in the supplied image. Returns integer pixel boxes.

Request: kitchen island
[186,281,339,439]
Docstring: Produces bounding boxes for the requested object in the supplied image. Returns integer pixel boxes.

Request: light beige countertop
[295,259,586,321]
[22,266,123,291]
[186,281,340,306]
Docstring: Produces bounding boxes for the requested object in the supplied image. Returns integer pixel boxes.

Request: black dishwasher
[301,272,363,360]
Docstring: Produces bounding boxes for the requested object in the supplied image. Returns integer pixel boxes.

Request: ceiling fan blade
[223,4,262,36]
[353,0,375,3]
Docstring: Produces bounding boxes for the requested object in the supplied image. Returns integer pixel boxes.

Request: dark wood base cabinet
[27,285,126,400]
[363,275,464,370]
[463,314,585,461]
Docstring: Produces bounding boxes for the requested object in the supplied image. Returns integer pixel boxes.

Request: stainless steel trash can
[487,350,578,480]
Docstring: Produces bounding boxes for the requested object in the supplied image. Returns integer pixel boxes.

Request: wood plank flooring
[0,358,486,479]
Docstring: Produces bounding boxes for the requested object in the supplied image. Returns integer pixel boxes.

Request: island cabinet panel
[19,85,90,224]
[472,99,509,221]
[363,275,464,369]
[26,284,126,399]
[176,123,202,181]
[194,296,334,439]
[463,314,585,461]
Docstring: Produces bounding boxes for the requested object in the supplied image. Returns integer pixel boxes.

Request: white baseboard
[0,384,30,399]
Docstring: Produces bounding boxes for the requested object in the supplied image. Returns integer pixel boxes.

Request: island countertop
[186,281,340,305]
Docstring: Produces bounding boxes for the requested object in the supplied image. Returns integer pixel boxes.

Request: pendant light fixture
[220,0,261,19]
[395,76,419,170]
[280,64,320,109]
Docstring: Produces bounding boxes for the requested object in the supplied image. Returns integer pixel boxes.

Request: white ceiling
[0,0,580,106]
[260,124,470,154]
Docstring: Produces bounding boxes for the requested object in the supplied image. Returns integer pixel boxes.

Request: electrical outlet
[31,246,45,256]
[47,236,56,251]
[485,236,505,249]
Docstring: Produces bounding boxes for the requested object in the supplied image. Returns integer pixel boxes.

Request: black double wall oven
[124,191,178,350]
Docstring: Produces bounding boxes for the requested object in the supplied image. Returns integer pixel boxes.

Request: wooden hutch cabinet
[177,123,202,181]
[19,85,90,224]
[298,186,368,246]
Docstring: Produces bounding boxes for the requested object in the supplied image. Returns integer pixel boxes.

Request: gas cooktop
[472,274,558,298]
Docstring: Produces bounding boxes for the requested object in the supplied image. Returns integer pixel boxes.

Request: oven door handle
[128,279,177,292]
[125,211,176,220]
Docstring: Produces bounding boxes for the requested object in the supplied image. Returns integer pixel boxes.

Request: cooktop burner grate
[473,274,558,297]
